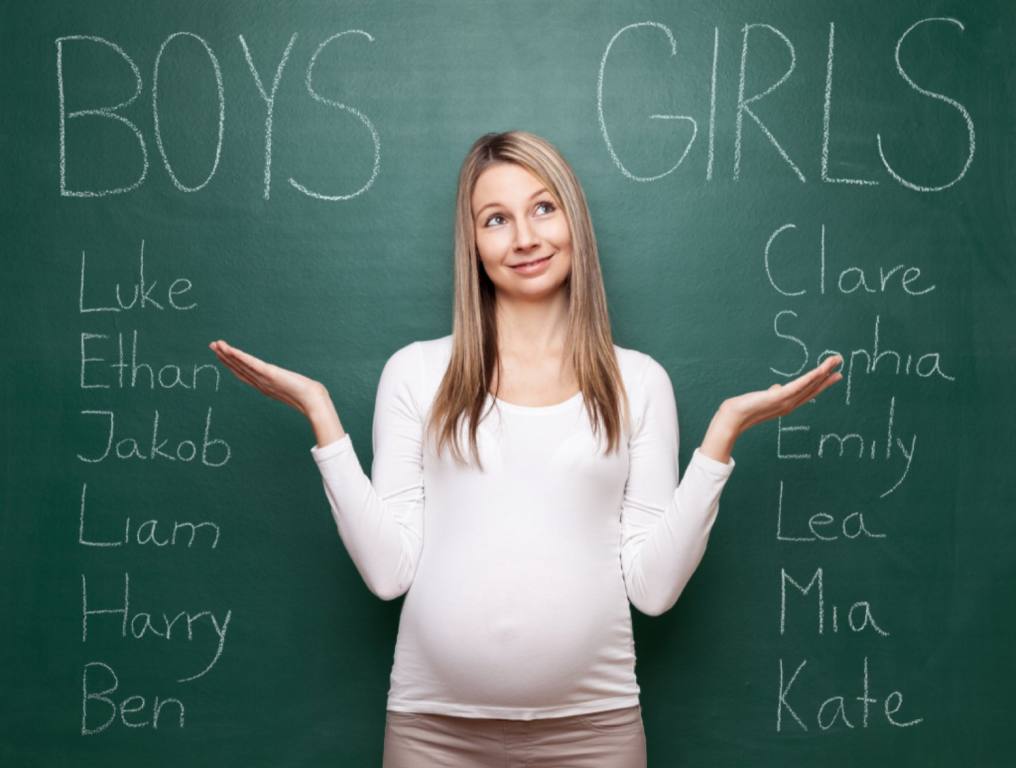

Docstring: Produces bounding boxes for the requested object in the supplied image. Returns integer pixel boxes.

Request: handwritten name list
[77,240,230,734]
[763,221,954,733]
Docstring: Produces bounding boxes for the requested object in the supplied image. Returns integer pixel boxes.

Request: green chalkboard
[3,1,1014,766]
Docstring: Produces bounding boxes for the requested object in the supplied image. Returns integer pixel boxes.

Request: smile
[510,253,554,273]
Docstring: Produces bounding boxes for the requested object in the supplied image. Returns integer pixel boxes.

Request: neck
[494,289,570,358]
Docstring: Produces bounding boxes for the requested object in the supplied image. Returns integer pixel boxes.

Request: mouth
[510,253,554,270]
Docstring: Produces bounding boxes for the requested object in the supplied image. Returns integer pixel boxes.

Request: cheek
[475,232,507,264]
[547,219,572,250]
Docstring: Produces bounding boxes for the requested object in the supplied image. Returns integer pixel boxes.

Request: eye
[481,200,556,228]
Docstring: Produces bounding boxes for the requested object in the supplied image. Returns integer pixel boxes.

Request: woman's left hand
[699,355,844,463]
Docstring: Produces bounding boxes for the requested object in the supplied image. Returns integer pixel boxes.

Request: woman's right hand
[209,340,345,448]
[208,339,329,417]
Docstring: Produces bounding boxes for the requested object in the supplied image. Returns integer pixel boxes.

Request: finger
[739,360,845,431]
[804,360,844,396]
[800,365,840,397]
[212,348,304,409]
[214,345,275,389]
[208,343,260,390]
[776,367,826,400]
[760,367,839,420]
[783,371,843,415]
[809,354,843,381]
[806,371,843,401]
[216,355,299,407]
[216,341,273,375]
[782,356,843,400]
[212,340,261,372]
[214,350,264,390]
[228,343,280,379]
[212,346,278,391]
[789,368,842,409]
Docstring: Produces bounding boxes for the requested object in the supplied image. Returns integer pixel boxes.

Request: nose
[514,217,539,252]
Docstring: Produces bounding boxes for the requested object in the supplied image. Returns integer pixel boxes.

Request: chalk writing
[56,31,380,199]
[78,482,221,548]
[76,407,231,466]
[79,241,196,313]
[81,330,220,391]
[760,214,944,735]
[74,242,231,734]
[772,313,954,405]
[775,480,887,543]
[596,18,974,188]
[81,572,231,682]
[777,656,924,732]
[82,661,185,734]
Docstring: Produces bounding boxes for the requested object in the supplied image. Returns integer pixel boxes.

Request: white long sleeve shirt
[310,334,735,720]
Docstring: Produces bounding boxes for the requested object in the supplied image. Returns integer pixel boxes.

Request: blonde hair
[426,130,631,470]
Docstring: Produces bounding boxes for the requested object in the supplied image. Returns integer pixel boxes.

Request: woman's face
[471,162,573,298]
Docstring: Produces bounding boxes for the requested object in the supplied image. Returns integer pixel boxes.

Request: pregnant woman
[210,130,842,767]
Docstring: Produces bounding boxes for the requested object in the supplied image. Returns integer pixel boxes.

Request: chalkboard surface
[2,1,1014,766]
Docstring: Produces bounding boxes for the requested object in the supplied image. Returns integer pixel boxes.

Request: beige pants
[382,704,647,768]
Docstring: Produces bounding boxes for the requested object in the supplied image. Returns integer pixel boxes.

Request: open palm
[208,339,324,416]
[723,355,843,434]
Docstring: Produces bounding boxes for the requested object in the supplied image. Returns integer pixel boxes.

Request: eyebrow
[475,187,549,219]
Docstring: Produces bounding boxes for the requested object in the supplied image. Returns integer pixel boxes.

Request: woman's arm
[304,386,347,447]
[208,339,425,601]
[619,353,842,617]
[619,356,735,617]
[308,344,426,600]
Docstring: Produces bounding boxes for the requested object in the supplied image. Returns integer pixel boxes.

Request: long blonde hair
[426,130,631,470]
